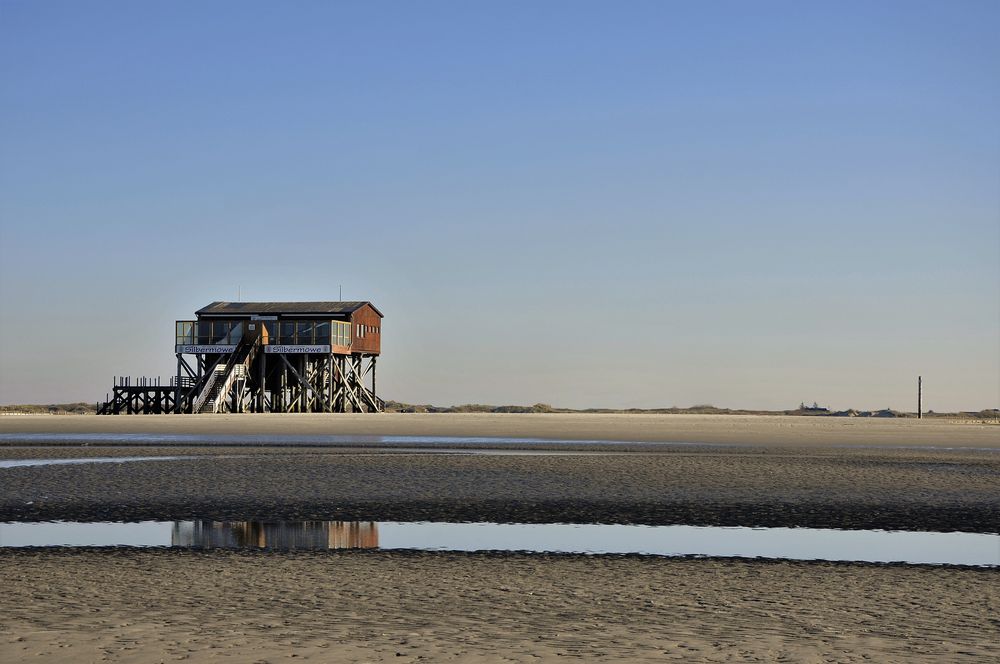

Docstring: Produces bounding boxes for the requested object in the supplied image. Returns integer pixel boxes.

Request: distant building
[98,300,383,414]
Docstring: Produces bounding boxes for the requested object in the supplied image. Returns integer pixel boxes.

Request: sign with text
[251,315,277,320]
[176,345,237,354]
[265,345,331,354]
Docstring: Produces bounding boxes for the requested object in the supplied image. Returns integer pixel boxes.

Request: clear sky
[1,1,997,411]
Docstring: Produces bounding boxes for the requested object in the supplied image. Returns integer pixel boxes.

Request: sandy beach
[2,411,998,447]
[2,549,998,663]
[1,413,998,662]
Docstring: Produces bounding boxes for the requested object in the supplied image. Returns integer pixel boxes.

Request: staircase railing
[202,335,261,414]
[191,365,226,414]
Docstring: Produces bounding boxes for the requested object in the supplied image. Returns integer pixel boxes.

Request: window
[335,321,351,346]
[298,321,314,345]
[212,321,231,344]
[176,321,194,345]
[197,321,213,345]
[315,322,330,345]
[280,322,295,344]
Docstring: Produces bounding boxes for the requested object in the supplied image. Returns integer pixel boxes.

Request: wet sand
[1,549,997,663]
[3,414,998,531]
[2,443,998,531]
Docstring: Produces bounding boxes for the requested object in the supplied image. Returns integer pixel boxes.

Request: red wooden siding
[349,303,382,355]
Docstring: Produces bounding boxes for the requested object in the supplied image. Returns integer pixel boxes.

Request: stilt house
[98,301,383,414]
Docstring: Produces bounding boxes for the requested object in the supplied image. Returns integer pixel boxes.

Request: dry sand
[2,412,998,447]
[1,549,997,663]
[2,413,998,662]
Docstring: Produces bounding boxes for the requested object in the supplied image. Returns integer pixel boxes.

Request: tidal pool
[0,456,196,469]
[1,520,996,566]
[0,433,715,447]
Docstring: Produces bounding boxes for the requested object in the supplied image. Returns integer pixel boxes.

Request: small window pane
[298,322,313,344]
[197,321,212,344]
[315,322,330,345]
[213,321,231,344]
[176,321,195,345]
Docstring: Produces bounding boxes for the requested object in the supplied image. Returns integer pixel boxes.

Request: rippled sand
[2,549,998,663]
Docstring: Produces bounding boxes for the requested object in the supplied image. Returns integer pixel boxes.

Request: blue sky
[1,1,997,410]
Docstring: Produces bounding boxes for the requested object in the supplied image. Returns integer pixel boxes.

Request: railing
[97,375,185,415]
[195,334,262,414]
[175,376,196,388]
[191,365,226,414]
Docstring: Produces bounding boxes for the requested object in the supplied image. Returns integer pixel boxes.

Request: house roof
[196,301,383,318]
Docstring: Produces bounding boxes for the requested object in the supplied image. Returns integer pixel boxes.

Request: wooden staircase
[191,335,261,414]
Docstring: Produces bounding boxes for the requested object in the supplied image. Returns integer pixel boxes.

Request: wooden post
[175,354,183,414]
[258,350,266,412]
[300,355,307,412]
[277,360,284,412]
[327,355,334,413]
[918,376,922,419]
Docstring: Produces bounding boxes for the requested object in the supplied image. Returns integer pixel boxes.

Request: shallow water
[0,451,614,468]
[1,520,996,566]
[2,432,996,452]
[0,433,714,447]
[0,456,196,469]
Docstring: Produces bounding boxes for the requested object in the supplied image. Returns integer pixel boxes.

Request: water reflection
[1,520,997,566]
[171,520,378,550]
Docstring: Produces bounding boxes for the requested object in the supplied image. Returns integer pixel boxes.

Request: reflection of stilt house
[171,521,379,550]
[98,301,383,414]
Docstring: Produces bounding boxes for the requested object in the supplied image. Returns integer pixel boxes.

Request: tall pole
[918,376,922,419]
